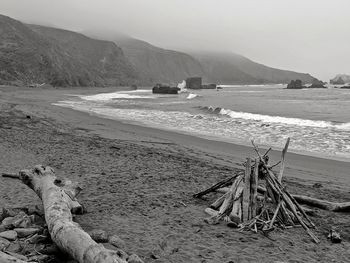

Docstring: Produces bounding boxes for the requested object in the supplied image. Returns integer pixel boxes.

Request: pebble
[0,236,11,250]
[6,251,28,261]
[128,253,145,263]
[14,227,40,238]
[108,235,126,249]
[0,230,17,241]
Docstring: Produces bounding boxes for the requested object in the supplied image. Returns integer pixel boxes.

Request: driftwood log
[217,185,350,212]
[17,165,127,263]
[0,251,27,263]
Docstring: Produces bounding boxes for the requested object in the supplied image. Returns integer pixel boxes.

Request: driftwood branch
[293,195,350,212]
[18,165,127,263]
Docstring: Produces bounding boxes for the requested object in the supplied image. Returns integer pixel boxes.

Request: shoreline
[1,85,350,262]
[1,85,349,187]
[54,101,350,164]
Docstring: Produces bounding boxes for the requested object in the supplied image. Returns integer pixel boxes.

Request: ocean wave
[199,106,350,130]
[80,90,154,101]
[186,93,200,100]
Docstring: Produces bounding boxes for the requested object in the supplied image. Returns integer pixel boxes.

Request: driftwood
[0,251,27,263]
[193,172,241,198]
[218,186,350,213]
[293,195,350,212]
[16,165,127,263]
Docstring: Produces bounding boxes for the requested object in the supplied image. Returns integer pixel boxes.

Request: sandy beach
[1,85,349,262]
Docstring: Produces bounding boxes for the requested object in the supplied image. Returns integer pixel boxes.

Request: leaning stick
[249,159,259,219]
[17,165,128,263]
[278,137,290,183]
[293,195,350,212]
[193,172,241,198]
[242,158,251,221]
[1,173,20,179]
[252,141,319,243]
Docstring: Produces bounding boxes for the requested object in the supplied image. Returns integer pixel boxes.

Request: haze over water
[56,85,350,161]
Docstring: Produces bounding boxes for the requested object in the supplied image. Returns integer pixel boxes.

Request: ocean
[54,85,350,161]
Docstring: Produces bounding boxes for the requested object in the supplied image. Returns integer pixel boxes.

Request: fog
[2,0,350,81]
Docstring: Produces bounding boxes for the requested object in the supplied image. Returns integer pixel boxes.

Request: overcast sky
[2,0,349,80]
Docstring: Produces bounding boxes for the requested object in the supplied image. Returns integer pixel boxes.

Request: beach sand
[0,85,349,262]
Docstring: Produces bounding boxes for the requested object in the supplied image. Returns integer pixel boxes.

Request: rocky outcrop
[186,77,202,89]
[152,84,180,94]
[0,14,138,87]
[308,79,327,88]
[286,79,305,89]
[330,74,350,85]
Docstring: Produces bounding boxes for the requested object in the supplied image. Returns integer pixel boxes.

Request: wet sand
[0,86,349,262]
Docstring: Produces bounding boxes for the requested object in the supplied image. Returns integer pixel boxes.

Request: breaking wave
[199,106,350,131]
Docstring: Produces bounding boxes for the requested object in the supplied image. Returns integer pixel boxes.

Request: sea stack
[286,79,305,89]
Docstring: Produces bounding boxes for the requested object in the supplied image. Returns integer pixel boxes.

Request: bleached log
[219,186,350,213]
[0,251,27,263]
[242,158,251,221]
[18,165,127,263]
[293,195,350,212]
[249,159,259,219]
[278,137,290,183]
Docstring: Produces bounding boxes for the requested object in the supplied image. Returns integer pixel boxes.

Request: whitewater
[55,85,350,161]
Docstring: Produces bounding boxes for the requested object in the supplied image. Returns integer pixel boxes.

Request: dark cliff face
[0,15,138,87]
[330,74,350,85]
[191,52,316,84]
[109,37,206,85]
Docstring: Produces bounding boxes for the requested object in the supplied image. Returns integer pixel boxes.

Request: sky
[1,0,349,81]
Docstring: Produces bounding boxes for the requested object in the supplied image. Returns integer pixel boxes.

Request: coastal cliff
[0,15,137,87]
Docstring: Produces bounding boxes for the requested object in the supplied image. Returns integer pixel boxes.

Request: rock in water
[309,79,327,88]
[0,230,17,241]
[286,79,305,89]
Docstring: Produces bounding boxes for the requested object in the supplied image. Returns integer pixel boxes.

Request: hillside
[191,52,316,84]
[84,31,205,85]
[0,14,137,87]
[330,74,350,84]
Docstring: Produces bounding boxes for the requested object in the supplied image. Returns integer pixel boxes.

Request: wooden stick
[293,194,350,212]
[1,173,20,179]
[263,147,272,157]
[252,141,319,243]
[249,159,259,219]
[278,137,290,183]
[269,200,282,228]
[18,165,128,263]
[210,192,228,210]
[243,158,251,221]
[193,173,241,198]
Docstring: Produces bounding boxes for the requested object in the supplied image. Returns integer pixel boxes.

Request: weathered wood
[193,173,241,198]
[251,141,319,243]
[249,159,259,219]
[230,182,244,223]
[210,192,228,210]
[221,184,350,213]
[0,251,27,262]
[293,195,350,212]
[1,173,20,179]
[278,137,290,183]
[242,158,251,221]
[18,165,128,263]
